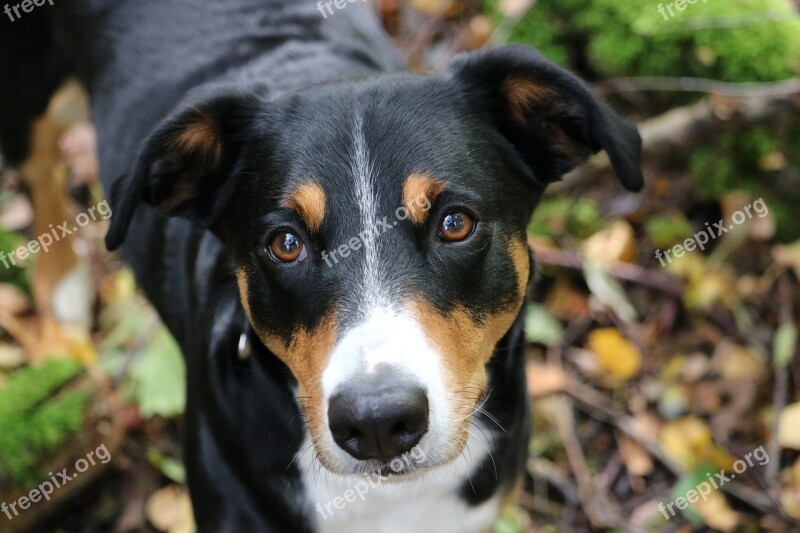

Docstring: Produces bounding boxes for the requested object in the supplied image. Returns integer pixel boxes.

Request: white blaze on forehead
[350,114,388,313]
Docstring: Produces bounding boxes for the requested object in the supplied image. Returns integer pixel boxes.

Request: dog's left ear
[105,91,263,251]
[447,44,643,191]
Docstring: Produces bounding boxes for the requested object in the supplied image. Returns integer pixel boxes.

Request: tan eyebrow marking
[402,172,447,225]
[284,181,327,233]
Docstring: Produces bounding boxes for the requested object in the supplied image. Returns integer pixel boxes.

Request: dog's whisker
[466,426,498,482]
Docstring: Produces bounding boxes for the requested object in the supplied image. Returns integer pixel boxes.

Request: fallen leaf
[583,262,638,322]
[0,283,29,315]
[773,322,798,369]
[694,490,740,532]
[773,241,800,279]
[660,417,732,471]
[586,328,642,381]
[409,0,459,17]
[618,434,653,476]
[582,220,636,265]
[497,0,534,18]
[526,363,567,398]
[0,343,25,370]
[0,194,33,230]
[146,484,195,533]
[711,341,765,382]
[524,304,563,346]
[778,402,800,450]
[780,459,800,519]
[544,278,589,321]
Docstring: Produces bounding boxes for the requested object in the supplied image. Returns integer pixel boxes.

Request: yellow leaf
[780,459,800,519]
[778,402,800,450]
[660,417,733,471]
[694,491,740,532]
[586,328,641,381]
[146,484,195,533]
[582,220,636,266]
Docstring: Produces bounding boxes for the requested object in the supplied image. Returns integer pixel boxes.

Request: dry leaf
[498,0,534,17]
[618,434,653,476]
[660,417,732,471]
[146,484,195,533]
[0,283,30,315]
[582,220,636,265]
[586,328,642,381]
[526,363,567,398]
[694,490,740,532]
[778,402,800,450]
[544,278,589,321]
[409,0,459,17]
[780,459,800,519]
[711,341,765,382]
[773,241,800,279]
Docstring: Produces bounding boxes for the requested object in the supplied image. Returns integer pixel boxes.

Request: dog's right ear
[105,91,263,251]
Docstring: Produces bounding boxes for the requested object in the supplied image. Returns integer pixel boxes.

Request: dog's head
[107,45,642,475]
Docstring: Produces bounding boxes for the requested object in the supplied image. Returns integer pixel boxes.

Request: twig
[528,456,580,505]
[594,76,800,98]
[642,10,797,34]
[551,396,625,528]
[530,242,685,297]
[768,274,793,482]
[564,378,778,515]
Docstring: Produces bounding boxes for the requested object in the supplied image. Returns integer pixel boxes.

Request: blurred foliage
[0,226,27,291]
[98,271,186,419]
[528,196,604,240]
[485,0,800,241]
[0,359,89,488]
[486,0,800,82]
[690,122,800,241]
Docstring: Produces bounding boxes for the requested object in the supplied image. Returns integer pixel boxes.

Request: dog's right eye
[268,230,307,263]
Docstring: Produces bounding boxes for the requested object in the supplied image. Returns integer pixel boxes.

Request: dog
[0,1,642,531]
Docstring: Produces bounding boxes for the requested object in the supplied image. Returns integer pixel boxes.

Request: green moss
[489,0,800,83]
[529,196,604,240]
[0,226,27,292]
[690,126,800,241]
[0,360,90,488]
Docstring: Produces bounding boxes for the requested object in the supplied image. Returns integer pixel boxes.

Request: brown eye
[269,230,307,263]
[438,210,475,242]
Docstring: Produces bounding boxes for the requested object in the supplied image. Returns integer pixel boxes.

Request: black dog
[0,1,642,531]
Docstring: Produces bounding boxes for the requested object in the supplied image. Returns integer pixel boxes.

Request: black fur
[0,1,642,530]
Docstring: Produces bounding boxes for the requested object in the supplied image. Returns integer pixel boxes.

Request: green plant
[0,360,90,488]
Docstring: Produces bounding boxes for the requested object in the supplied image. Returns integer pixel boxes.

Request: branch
[556,91,800,193]
[594,77,800,98]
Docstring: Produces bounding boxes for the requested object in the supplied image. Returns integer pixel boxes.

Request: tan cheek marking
[284,182,327,233]
[235,268,339,463]
[411,239,528,442]
[411,299,487,442]
[402,173,446,225]
[235,269,288,358]
[509,237,531,297]
[287,314,338,460]
[504,77,554,124]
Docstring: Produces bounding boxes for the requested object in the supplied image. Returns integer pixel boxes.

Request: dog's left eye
[438,210,475,242]
[268,230,307,263]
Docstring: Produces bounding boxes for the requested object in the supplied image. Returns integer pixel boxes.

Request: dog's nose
[328,383,428,461]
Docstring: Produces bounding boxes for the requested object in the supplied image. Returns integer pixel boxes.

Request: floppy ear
[446,44,643,191]
[105,91,263,250]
